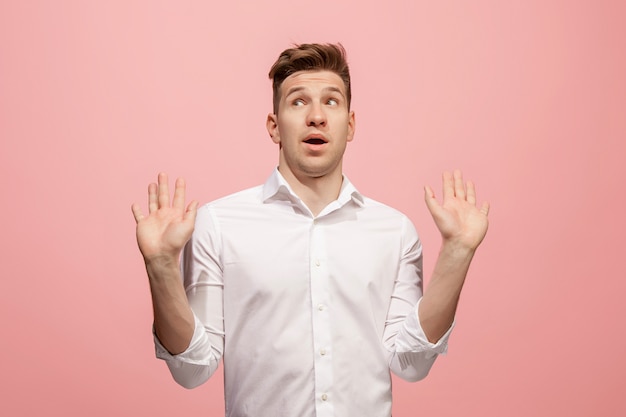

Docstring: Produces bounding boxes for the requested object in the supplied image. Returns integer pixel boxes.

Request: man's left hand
[424,170,490,251]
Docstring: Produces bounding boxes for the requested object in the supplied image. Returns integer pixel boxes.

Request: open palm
[425,170,489,251]
[131,173,198,261]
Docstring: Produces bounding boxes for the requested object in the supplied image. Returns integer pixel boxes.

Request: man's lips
[305,138,326,144]
[303,134,328,145]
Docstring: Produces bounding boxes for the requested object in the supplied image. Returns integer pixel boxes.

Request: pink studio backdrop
[1,1,624,416]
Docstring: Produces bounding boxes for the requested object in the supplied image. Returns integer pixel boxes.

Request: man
[131,43,489,417]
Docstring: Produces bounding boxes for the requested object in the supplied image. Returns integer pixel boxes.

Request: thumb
[183,200,199,223]
[424,185,440,215]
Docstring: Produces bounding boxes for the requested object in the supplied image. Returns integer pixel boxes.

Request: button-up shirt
[155,169,452,417]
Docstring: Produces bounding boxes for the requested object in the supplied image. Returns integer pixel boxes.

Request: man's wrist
[439,239,476,260]
[145,254,180,275]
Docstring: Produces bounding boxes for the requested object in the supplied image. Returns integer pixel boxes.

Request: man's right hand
[131,173,198,263]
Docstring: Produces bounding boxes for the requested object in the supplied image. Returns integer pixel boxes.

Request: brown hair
[268,43,351,113]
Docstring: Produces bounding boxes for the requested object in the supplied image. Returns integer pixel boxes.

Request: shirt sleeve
[383,216,454,382]
[153,205,225,389]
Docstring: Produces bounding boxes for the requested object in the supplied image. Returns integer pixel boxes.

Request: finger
[424,185,440,215]
[131,203,144,223]
[184,200,199,223]
[442,171,454,201]
[481,201,490,216]
[157,172,170,208]
[466,180,477,205]
[424,185,435,201]
[172,177,187,210]
[453,169,465,199]
[148,183,158,213]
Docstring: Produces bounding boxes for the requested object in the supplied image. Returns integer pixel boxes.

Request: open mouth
[304,136,327,145]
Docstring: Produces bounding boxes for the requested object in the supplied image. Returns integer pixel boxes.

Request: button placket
[309,219,334,416]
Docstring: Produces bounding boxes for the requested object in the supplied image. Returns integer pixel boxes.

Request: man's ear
[346,110,356,143]
[266,113,280,144]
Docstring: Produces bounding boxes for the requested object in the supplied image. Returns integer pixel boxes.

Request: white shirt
[155,169,452,417]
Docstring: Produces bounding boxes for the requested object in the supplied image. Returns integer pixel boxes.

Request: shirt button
[318,304,325,311]
[321,394,328,401]
[320,348,327,356]
[315,259,320,266]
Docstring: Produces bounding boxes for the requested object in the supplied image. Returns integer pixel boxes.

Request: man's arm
[420,170,490,342]
[131,172,198,354]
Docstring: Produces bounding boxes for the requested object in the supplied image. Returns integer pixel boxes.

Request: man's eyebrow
[323,86,345,97]
[285,86,305,98]
[284,86,346,98]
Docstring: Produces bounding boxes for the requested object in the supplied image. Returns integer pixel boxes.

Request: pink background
[1,1,625,415]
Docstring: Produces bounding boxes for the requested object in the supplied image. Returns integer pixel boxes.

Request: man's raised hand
[131,173,198,262]
[424,170,489,251]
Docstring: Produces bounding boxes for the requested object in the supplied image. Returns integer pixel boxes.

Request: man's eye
[327,98,338,106]
[293,99,305,106]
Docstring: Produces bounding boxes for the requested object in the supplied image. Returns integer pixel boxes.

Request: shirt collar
[262,168,365,210]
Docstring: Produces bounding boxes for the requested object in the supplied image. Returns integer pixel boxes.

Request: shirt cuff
[154,314,217,366]
[395,298,454,355]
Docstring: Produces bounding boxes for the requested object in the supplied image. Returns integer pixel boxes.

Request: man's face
[267,70,355,183]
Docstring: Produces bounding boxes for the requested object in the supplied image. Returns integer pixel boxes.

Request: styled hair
[268,43,351,113]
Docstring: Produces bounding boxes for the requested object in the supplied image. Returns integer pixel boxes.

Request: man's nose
[306,103,326,126]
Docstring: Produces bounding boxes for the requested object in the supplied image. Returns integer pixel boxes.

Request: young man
[131,43,489,417]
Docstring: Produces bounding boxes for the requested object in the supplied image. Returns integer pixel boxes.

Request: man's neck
[278,168,343,217]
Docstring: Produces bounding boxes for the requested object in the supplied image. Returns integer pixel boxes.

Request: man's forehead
[281,70,346,96]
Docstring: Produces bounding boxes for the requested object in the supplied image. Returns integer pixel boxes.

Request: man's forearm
[418,241,475,343]
[145,255,195,355]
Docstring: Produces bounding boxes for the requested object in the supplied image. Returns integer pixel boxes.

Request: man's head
[269,43,351,114]
[265,43,356,186]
